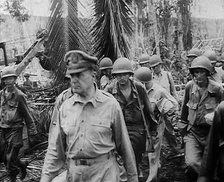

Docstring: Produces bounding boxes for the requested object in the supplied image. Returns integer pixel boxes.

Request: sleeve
[199,104,222,179]
[180,82,190,122]
[40,110,66,182]
[18,95,37,136]
[159,90,178,114]
[141,86,158,131]
[167,72,179,101]
[48,93,64,135]
[112,101,139,182]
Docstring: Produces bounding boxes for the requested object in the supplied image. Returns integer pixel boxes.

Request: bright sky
[0,0,224,19]
[192,0,224,19]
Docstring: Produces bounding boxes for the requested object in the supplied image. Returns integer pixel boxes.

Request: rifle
[132,80,155,153]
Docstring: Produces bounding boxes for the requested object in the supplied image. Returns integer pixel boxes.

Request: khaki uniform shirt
[147,83,178,115]
[181,79,224,140]
[0,86,37,135]
[41,88,138,182]
[152,69,178,101]
[49,87,73,134]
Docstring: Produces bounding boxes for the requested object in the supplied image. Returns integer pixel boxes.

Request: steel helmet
[138,53,150,65]
[203,50,217,63]
[149,55,162,67]
[134,67,152,83]
[99,57,113,70]
[112,57,133,75]
[187,48,202,57]
[189,56,213,74]
[1,66,17,79]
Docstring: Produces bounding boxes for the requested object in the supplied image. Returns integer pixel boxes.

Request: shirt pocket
[88,120,112,140]
[186,101,197,110]
[3,101,18,122]
[204,103,217,112]
[186,101,197,123]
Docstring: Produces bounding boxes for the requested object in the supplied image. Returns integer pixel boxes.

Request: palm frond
[43,0,91,83]
[91,0,134,61]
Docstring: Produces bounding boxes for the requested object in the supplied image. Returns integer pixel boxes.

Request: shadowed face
[115,73,130,86]
[70,70,95,97]
[192,68,208,86]
[2,76,16,88]
[151,64,161,75]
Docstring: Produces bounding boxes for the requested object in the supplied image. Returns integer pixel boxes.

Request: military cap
[64,50,98,74]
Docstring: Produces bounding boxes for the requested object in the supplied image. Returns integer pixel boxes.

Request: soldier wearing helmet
[23,73,33,90]
[134,67,178,182]
[185,48,202,82]
[180,56,224,181]
[41,51,138,182]
[149,55,179,156]
[99,57,113,89]
[105,57,157,179]
[0,66,37,182]
[203,50,224,84]
[149,55,178,102]
[186,48,202,67]
[138,53,150,68]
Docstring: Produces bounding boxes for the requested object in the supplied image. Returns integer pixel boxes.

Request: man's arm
[159,89,179,114]
[18,94,37,135]
[112,101,138,182]
[167,72,179,101]
[198,103,223,181]
[40,111,66,182]
[180,82,190,122]
[139,84,157,130]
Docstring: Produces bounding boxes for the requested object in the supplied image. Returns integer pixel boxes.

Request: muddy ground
[0,142,187,182]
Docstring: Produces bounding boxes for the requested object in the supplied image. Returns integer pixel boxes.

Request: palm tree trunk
[149,0,160,55]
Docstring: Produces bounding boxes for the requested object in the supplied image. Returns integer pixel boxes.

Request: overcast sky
[0,0,224,19]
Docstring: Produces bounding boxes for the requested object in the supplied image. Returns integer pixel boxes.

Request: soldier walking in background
[99,57,114,90]
[185,48,202,82]
[148,54,179,154]
[41,50,138,182]
[138,53,151,68]
[134,67,178,182]
[180,56,224,182]
[105,57,157,180]
[203,50,224,84]
[0,66,38,182]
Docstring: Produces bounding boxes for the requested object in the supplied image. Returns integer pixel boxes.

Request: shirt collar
[191,79,217,94]
[3,86,16,99]
[112,79,138,99]
[73,83,106,107]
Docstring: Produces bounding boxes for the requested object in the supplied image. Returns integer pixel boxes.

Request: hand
[197,176,209,182]
[177,120,188,137]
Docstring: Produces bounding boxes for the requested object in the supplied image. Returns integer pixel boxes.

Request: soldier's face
[151,64,161,75]
[70,70,95,97]
[116,73,130,86]
[3,76,16,88]
[101,69,112,78]
[192,68,208,86]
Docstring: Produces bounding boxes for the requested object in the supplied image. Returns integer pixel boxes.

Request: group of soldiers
[1,47,224,182]
[41,48,224,182]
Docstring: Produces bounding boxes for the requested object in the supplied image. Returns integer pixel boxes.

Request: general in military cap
[64,50,98,74]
